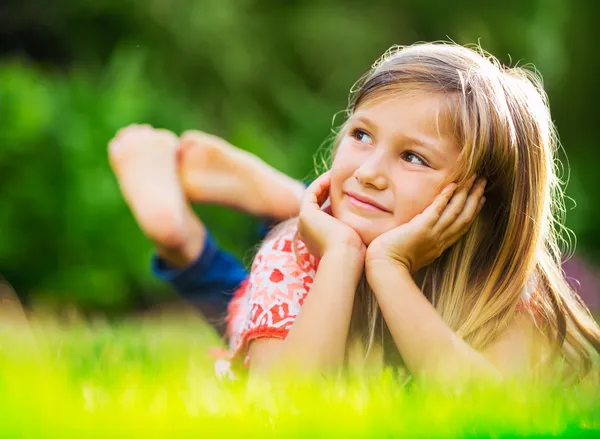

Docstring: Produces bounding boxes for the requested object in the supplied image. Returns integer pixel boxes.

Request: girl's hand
[366,177,486,273]
[298,172,366,259]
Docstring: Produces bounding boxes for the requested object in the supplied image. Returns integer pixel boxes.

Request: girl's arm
[368,261,493,382]
[368,261,544,382]
[366,178,543,384]
[248,173,366,376]
[249,244,364,375]
[370,261,495,382]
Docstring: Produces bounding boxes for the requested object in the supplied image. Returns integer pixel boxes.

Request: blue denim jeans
[151,232,248,335]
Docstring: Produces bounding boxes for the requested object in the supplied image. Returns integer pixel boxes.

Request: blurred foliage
[0,0,599,312]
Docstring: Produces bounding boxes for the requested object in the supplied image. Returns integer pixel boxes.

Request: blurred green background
[1,0,599,314]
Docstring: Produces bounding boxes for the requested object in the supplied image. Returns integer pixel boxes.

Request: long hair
[314,42,600,379]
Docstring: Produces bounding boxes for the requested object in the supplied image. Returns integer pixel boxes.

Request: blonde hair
[316,42,600,380]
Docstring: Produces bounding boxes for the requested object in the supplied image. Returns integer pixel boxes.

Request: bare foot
[109,125,205,266]
[178,131,305,219]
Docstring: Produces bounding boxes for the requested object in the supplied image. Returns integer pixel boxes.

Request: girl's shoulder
[244,219,319,315]
[224,219,319,370]
[250,219,318,275]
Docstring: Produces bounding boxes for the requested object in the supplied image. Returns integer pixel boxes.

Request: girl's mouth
[344,191,390,213]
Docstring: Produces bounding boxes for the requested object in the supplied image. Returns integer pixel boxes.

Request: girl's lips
[345,192,390,213]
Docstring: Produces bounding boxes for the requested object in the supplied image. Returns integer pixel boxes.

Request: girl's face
[330,93,461,244]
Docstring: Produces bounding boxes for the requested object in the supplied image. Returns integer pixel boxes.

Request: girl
[110,42,600,384]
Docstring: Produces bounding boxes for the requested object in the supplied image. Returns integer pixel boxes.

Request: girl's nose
[354,155,388,190]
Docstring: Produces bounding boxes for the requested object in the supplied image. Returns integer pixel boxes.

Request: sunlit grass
[0,312,598,438]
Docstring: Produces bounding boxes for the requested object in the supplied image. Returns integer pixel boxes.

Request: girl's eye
[351,129,373,144]
[403,152,428,166]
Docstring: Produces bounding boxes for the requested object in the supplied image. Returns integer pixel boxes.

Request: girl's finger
[458,195,485,236]
[435,175,477,232]
[420,183,457,227]
[301,172,331,211]
[442,196,485,248]
[440,180,486,242]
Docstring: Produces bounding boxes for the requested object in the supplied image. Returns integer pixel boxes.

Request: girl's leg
[109,125,236,333]
[109,124,206,268]
[178,130,305,220]
[108,125,305,333]
[109,125,305,260]
[150,232,248,335]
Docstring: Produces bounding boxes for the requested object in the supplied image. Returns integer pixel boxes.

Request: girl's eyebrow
[352,114,444,154]
[398,133,442,154]
[351,115,378,132]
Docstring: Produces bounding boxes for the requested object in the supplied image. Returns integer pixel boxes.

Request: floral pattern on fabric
[222,221,319,371]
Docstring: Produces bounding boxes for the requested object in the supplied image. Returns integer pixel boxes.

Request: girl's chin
[356,230,376,246]
[337,215,385,246]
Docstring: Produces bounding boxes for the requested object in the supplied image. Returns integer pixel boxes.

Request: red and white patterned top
[213,220,319,376]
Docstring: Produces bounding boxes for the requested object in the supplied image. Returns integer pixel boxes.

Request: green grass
[0,313,598,438]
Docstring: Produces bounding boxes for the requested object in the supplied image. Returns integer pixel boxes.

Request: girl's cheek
[392,178,440,224]
[329,157,349,200]
[332,142,367,176]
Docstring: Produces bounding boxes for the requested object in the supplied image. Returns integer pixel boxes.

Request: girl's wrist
[365,242,413,274]
[331,230,366,255]
[365,257,411,285]
[323,243,365,273]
